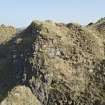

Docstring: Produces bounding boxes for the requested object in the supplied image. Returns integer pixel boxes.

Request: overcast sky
[0,0,105,27]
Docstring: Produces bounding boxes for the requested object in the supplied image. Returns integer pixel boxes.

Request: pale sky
[0,0,105,27]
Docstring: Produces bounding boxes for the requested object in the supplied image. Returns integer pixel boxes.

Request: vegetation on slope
[0,25,16,44]
[0,19,105,105]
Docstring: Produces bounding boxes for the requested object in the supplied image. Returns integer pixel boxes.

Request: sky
[0,0,105,27]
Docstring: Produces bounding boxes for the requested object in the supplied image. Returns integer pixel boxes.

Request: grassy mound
[0,19,105,105]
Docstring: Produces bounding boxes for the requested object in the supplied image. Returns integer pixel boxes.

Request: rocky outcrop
[26,21,105,105]
[0,19,105,105]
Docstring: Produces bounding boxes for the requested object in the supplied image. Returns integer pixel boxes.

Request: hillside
[0,19,105,105]
[0,25,16,44]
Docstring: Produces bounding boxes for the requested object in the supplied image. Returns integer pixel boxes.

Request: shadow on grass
[0,27,37,102]
[0,35,19,102]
